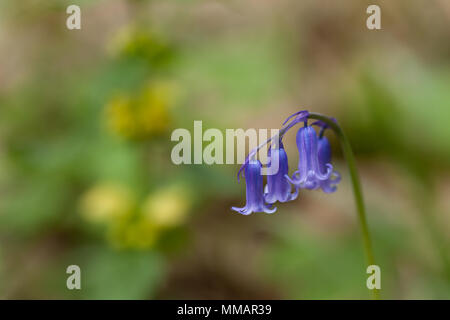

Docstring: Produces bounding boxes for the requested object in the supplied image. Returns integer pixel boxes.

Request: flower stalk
[308,112,379,300]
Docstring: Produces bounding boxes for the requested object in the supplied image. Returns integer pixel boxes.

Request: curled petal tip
[284,173,298,186]
[264,206,277,214]
[231,206,251,215]
[332,171,341,183]
[288,186,300,201]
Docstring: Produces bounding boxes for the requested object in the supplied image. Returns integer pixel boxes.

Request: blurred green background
[0,0,449,299]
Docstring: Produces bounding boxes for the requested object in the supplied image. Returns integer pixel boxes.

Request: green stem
[308,113,380,300]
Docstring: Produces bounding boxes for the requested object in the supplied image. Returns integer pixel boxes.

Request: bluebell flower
[286,125,333,189]
[232,159,276,215]
[264,142,299,204]
[317,136,341,192]
[313,120,341,193]
[232,110,342,215]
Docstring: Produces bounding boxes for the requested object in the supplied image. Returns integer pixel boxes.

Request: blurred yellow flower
[142,184,191,228]
[105,82,176,140]
[108,217,160,250]
[79,183,133,223]
[80,182,190,249]
[108,26,174,67]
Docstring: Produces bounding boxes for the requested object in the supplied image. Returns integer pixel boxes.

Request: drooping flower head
[232,110,341,215]
[264,141,299,204]
[232,158,276,215]
[228,111,378,297]
[285,124,332,189]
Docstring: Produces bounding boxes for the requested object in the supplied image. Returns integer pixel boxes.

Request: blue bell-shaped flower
[317,136,341,193]
[232,159,276,215]
[264,142,299,204]
[286,125,332,189]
